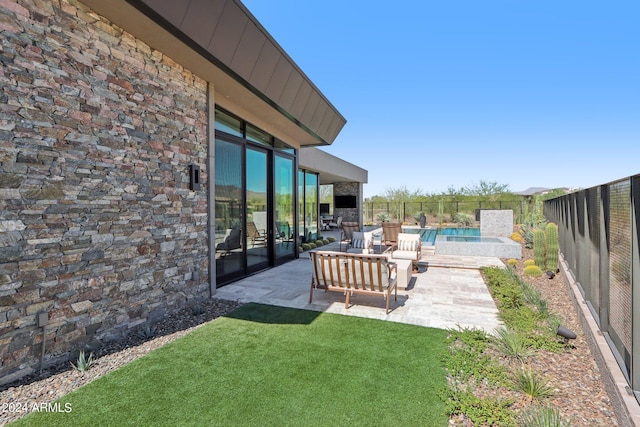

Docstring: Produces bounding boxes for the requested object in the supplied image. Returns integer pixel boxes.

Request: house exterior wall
[0,0,210,384]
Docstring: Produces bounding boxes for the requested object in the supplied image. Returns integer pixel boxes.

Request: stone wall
[333,182,360,225]
[480,210,514,237]
[0,0,210,384]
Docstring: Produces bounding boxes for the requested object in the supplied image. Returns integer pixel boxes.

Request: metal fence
[363,200,526,225]
[544,175,640,399]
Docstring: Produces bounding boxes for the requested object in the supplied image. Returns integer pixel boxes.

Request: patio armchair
[276,221,293,248]
[391,233,422,272]
[339,221,360,252]
[328,215,342,229]
[215,227,242,256]
[247,221,267,247]
[346,231,374,254]
[381,222,402,251]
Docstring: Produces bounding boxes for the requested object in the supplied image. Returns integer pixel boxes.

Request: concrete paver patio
[214,236,505,333]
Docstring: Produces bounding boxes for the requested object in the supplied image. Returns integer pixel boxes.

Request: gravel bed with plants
[446,238,623,427]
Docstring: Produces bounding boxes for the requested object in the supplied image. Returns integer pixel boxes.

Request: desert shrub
[376,213,391,222]
[516,367,554,401]
[452,212,475,227]
[315,240,324,247]
[524,265,543,277]
[493,327,534,361]
[520,405,572,427]
[327,237,336,243]
[301,243,311,251]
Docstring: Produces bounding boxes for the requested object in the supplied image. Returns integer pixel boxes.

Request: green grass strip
[15,303,449,426]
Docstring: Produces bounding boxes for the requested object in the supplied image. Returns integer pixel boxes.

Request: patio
[214,228,505,333]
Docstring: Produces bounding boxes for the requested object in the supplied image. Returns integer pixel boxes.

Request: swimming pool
[402,226,480,245]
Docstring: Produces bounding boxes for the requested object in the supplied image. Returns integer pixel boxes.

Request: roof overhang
[79,0,346,148]
[299,148,368,185]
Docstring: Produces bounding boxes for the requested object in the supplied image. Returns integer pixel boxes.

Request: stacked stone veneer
[333,182,360,224]
[0,0,210,384]
[480,210,514,237]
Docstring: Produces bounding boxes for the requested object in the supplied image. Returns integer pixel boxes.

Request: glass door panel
[298,170,305,244]
[215,139,243,282]
[246,148,269,271]
[305,172,318,242]
[275,155,294,261]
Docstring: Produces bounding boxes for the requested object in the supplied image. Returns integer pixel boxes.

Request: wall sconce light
[189,164,201,191]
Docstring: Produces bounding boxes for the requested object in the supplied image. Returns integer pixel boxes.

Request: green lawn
[15,303,449,426]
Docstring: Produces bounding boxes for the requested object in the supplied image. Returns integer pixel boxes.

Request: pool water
[402,227,480,245]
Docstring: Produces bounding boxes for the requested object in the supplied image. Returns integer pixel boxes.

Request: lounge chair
[339,221,360,252]
[391,233,422,272]
[247,221,266,247]
[346,231,374,254]
[381,222,402,251]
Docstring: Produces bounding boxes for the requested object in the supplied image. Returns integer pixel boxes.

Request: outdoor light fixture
[556,325,577,344]
[189,164,201,191]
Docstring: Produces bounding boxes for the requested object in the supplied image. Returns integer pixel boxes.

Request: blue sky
[242,1,639,198]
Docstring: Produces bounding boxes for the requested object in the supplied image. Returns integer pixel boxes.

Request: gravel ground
[0,250,628,426]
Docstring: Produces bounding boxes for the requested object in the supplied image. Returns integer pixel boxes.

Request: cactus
[533,228,546,269]
[546,223,559,272]
[524,264,543,277]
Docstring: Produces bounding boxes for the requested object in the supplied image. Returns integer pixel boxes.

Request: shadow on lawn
[223,302,322,325]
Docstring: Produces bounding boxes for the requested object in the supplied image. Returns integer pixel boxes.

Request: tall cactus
[533,228,546,269]
[546,222,559,272]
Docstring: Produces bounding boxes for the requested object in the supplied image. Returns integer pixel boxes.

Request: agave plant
[71,350,95,372]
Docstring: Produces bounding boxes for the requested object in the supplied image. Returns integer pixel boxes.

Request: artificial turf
[14,303,449,426]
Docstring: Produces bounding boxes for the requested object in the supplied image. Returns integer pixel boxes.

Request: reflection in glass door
[214,139,243,282]
[275,155,294,262]
[246,148,269,272]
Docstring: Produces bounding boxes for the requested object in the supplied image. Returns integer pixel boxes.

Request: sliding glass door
[275,155,295,262]
[246,147,269,272]
[214,139,243,283]
[214,108,298,286]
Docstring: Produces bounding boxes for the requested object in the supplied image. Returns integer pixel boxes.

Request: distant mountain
[513,187,576,196]
[514,187,555,196]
